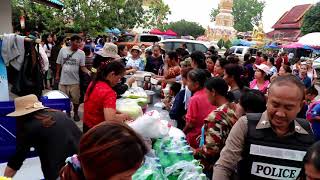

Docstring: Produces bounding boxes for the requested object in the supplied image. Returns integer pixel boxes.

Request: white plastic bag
[128,110,170,138]
[116,99,143,120]
[122,87,147,99]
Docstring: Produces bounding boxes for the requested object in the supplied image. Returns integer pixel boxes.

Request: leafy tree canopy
[210,0,265,32]
[301,2,320,35]
[165,20,205,38]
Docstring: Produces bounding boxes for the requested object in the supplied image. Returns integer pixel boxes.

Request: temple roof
[272,4,313,29]
[266,29,301,42]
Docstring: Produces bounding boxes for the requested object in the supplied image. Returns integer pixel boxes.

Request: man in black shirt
[145,44,164,75]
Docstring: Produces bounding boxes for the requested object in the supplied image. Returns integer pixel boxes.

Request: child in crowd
[163,82,181,111]
[305,86,320,140]
[169,68,192,130]
[235,88,267,118]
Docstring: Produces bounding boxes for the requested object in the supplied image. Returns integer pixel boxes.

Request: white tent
[298,32,320,48]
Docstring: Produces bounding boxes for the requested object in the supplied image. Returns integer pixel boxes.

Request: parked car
[146,39,219,53]
[115,34,162,49]
[228,46,258,62]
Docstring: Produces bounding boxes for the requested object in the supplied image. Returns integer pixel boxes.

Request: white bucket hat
[96,43,121,59]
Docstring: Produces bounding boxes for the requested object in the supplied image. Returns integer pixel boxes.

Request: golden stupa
[206,0,237,41]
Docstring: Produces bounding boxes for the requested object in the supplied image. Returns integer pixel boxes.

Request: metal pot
[145,90,156,104]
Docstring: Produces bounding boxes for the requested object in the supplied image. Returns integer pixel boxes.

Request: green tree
[224,40,232,49]
[166,20,205,38]
[141,0,171,29]
[209,7,220,21]
[301,3,320,35]
[210,0,265,32]
[11,0,145,35]
[217,39,225,49]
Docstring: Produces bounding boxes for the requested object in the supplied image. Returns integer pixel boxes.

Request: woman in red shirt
[83,60,130,133]
[183,69,216,148]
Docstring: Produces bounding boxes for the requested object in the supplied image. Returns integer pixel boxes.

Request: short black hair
[181,43,187,49]
[170,82,182,96]
[70,34,82,42]
[205,77,234,102]
[167,51,178,61]
[224,64,248,89]
[207,55,219,64]
[240,88,266,113]
[262,54,268,61]
[188,69,208,88]
[176,48,189,58]
[217,58,230,68]
[306,85,318,96]
[190,51,206,69]
[269,57,275,66]
[83,46,91,56]
[303,141,320,171]
[269,75,305,100]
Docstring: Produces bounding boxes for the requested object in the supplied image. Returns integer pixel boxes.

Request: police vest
[238,113,315,180]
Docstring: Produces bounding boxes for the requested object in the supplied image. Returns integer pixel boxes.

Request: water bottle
[183,151,194,161]
[160,151,171,167]
[153,139,163,152]
[200,174,207,180]
[196,166,203,174]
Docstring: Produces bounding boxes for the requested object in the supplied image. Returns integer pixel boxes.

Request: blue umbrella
[265,42,279,49]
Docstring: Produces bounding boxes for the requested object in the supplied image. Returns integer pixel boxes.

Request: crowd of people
[3,33,320,180]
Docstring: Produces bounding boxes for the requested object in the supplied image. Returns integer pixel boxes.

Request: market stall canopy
[150,29,164,35]
[264,42,280,49]
[164,29,177,36]
[281,42,315,50]
[32,0,64,9]
[232,39,256,47]
[281,42,304,48]
[298,32,320,49]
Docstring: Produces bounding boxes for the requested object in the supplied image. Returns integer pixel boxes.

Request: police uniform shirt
[213,112,313,180]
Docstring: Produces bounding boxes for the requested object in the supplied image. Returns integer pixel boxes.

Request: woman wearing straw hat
[126,45,145,71]
[4,94,82,180]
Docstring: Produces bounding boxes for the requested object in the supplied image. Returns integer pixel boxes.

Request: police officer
[213,75,315,180]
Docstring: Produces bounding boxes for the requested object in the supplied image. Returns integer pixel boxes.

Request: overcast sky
[163,0,319,32]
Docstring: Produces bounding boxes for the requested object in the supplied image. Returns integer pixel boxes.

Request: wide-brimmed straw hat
[95,43,121,59]
[131,45,142,52]
[7,94,48,117]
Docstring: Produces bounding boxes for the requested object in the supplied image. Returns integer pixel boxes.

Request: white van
[229,46,258,61]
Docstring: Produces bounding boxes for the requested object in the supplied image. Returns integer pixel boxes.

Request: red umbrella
[150,29,164,35]
[165,29,177,36]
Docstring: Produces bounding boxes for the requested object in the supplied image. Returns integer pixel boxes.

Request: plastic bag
[116,99,143,120]
[128,110,170,138]
[132,155,167,180]
[123,87,147,99]
[164,160,206,180]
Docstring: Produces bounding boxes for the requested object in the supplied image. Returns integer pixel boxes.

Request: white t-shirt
[56,47,85,85]
[43,43,53,58]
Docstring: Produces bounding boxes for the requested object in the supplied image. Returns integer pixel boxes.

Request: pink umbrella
[281,42,304,49]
